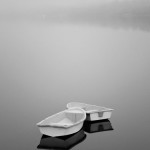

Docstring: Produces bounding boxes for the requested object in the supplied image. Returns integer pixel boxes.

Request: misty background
[0,0,150,150]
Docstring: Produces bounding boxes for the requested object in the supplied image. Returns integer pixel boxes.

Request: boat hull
[37,129,86,149]
[86,110,112,121]
[83,119,113,133]
[38,122,84,137]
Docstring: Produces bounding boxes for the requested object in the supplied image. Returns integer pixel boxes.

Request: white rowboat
[67,102,113,121]
[37,108,86,137]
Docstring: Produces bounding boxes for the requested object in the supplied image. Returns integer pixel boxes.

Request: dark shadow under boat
[83,119,113,133]
[37,128,86,150]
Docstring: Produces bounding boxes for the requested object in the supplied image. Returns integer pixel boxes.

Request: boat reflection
[37,129,86,150]
[83,119,113,133]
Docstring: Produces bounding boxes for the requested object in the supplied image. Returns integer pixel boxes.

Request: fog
[1,0,150,31]
[0,0,114,11]
[1,0,150,11]
[0,1,150,150]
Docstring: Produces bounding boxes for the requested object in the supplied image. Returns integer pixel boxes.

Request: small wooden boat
[83,119,113,133]
[37,129,86,149]
[37,108,86,137]
[67,102,113,121]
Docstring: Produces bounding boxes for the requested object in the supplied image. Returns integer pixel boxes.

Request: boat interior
[39,110,84,126]
[68,103,108,113]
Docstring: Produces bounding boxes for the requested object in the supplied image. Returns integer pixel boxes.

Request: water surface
[0,1,150,150]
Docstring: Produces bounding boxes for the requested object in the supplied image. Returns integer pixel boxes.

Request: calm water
[0,1,150,150]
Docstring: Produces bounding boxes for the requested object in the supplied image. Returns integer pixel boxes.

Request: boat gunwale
[67,102,114,114]
[37,108,86,128]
